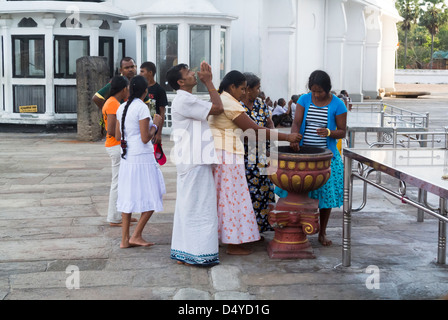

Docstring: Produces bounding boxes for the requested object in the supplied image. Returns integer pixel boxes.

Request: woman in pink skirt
[208,71,301,255]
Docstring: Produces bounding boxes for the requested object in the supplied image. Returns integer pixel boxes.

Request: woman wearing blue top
[291,70,347,246]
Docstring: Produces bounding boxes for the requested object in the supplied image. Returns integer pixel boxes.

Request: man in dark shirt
[92,57,148,109]
[140,61,168,145]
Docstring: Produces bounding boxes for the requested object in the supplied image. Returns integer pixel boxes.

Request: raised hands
[197,61,213,85]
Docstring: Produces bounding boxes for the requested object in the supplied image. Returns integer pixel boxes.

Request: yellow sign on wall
[19,105,38,113]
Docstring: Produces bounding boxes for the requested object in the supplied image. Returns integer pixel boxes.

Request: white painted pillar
[146,22,156,64]
[144,22,151,64]
[363,7,383,99]
[0,15,12,116]
[113,20,122,71]
[211,25,221,88]
[325,0,347,93]
[343,1,366,102]
[381,15,399,93]
[135,23,142,65]
[88,15,102,56]
[178,22,189,65]
[43,14,56,116]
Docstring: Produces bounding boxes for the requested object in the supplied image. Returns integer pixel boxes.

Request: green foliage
[419,0,448,35]
[396,0,448,68]
[396,0,420,30]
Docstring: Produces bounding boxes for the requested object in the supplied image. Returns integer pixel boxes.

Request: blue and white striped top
[302,104,328,148]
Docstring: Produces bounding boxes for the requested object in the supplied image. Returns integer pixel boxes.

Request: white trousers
[106,145,122,223]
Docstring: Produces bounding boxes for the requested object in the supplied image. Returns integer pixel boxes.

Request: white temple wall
[363,6,383,98]
[293,0,327,95]
[324,0,348,94]
[112,0,400,101]
[343,1,367,102]
[211,0,261,75]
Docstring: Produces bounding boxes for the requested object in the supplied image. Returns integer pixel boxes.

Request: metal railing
[347,102,430,149]
[368,127,448,149]
[351,127,448,223]
[350,101,430,129]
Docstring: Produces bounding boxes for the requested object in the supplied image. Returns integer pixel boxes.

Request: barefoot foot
[110,222,122,227]
[120,241,138,249]
[318,234,333,246]
[129,236,155,247]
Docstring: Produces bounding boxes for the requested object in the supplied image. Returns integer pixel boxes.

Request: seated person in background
[289,95,299,120]
[266,97,274,113]
[340,90,352,111]
[272,98,292,127]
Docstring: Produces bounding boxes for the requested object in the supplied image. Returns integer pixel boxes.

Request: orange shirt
[102,96,121,148]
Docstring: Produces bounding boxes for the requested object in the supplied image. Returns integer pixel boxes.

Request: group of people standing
[98,57,347,267]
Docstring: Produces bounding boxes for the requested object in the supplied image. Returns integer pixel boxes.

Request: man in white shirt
[272,103,287,116]
[289,95,299,120]
[272,98,292,127]
[166,62,224,266]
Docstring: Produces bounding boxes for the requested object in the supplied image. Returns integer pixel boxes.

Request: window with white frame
[54,36,89,78]
[12,35,45,78]
[55,85,77,114]
[13,85,45,114]
[190,25,211,93]
[156,25,178,92]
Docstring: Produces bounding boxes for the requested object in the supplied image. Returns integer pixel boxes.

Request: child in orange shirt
[102,76,129,226]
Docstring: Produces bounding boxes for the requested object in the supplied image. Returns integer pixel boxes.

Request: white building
[0,0,401,127]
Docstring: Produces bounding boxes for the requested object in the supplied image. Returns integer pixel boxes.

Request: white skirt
[117,153,166,213]
[170,165,219,265]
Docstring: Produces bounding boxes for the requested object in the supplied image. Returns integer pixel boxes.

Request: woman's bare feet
[318,233,333,246]
[120,236,155,248]
[120,238,136,249]
[129,236,155,247]
[110,222,122,228]
[226,244,253,255]
[318,209,332,246]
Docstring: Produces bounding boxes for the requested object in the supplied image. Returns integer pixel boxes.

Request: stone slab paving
[1,85,448,301]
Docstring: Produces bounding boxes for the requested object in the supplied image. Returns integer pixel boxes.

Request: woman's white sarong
[170,165,219,265]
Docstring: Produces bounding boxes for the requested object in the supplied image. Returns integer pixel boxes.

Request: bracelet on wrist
[326,128,331,137]
[151,124,158,135]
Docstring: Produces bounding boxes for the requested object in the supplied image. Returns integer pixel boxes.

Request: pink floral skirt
[213,150,261,244]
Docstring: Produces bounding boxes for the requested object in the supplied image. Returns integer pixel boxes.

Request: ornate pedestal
[268,146,333,259]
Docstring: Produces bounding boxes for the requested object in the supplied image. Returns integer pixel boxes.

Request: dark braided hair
[121,75,148,159]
